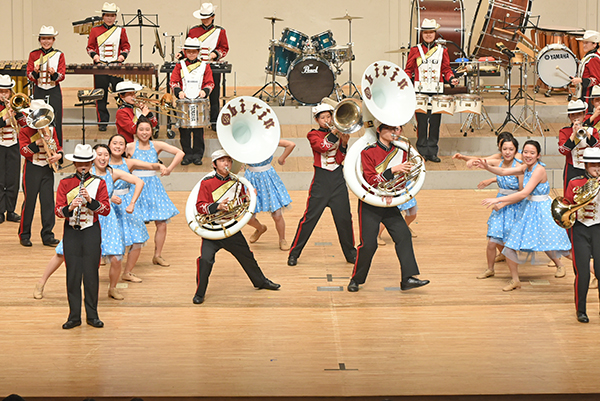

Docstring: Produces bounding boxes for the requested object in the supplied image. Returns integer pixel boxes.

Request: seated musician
[193,149,280,305]
[170,37,214,166]
[114,81,158,143]
[86,2,130,132]
[26,25,65,146]
[0,75,26,224]
[187,2,229,131]
[571,30,600,112]
[584,85,600,130]
[347,122,429,293]
[18,99,63,248]
[404,18,458,163]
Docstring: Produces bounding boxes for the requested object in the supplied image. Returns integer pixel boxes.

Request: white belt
[498,188,518,195]
[528,195,550,202]
[247,164,272,173]
[113,188,129,196]
[133,170,157,177]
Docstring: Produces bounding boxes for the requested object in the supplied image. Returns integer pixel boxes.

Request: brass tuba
[552,178,600,229]
[320,97,363,135]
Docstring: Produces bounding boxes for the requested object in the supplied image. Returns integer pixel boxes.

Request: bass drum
[409,0,465,60]
[287,55,335,105]
[536,44,579,89]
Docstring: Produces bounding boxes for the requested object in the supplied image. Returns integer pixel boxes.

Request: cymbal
[385,47,410,54]
[331,13,363,21]
[264,15,284,21]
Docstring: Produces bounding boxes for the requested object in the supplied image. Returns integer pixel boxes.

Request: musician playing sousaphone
[404,18,458,163]
[114,81,158,143]
[192,149,280,305]
[170,37,214,166]
[86,2,131,132]
[571,30,600,112]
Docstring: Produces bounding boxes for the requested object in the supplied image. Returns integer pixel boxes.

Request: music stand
[253,15,287,105]
[75,89,105,144]
[121,10,159,63]
[332,12,362,99]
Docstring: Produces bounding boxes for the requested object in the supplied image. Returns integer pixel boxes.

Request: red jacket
[55,173,110,224]
[86,23,130,61]
[116,104,158,143]
[170,59,214,98]
[0,101,26,129]
[26,48,66,86]
[307,128,347,169]
[19,125,62,163]
[558,125,600,167]
[187,24,229,61]
[196,173,245,215]
[581,50,600,103]
[404,43,454,83]
[361,141,407,186]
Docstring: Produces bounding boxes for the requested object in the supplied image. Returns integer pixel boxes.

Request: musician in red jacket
[571,30,600,111]
[86,2,130,131]
[170,37,214,166]
[287,102,356,266]
[26,25,65,145]
[18,100,62,248]
[56,144,110,329]
[347,122,429,292]
[584,85,600,129]
[193,149,280,305]
[114,81,158,143]
[404,18,458,163]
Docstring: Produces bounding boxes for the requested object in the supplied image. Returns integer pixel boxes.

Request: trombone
[116,94,188,120]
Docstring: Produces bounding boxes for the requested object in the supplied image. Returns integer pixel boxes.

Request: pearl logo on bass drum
[301,64,319,74]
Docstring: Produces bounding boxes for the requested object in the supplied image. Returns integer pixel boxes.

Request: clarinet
[72,170,86,230]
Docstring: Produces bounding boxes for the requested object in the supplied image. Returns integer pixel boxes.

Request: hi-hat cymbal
[264,15,284,21]
[332,13,363,21]
[385,47,410,54]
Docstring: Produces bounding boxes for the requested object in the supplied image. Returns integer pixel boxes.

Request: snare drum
[311,30,336,52]
[322,45,353,64]
[455,94,482,114]
[279,28,309,54]
[287,55,335,105]
[536,43,579,89]
[176,98,210,128]
[265,40,298,76]
[431,95,454,115]
[415,94,429,114]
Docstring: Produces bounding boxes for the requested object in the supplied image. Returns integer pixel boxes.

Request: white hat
[193,3,217,19]
[114,81,143,93]
[182,37,201,50]
[312,103,334,118]
[590,85,600,99]
[582,147,600,163]
[417,18,440,31]
[65,144,97,162]
[97,2,120,14]
[567,99,587,114]
[0,75,15,89]
[28,99,54,113]
[577,30,600,43]
[38,25,58,37]
[211,149,230,163]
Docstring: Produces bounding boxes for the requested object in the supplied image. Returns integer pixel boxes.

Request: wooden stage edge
[3,189,600,399]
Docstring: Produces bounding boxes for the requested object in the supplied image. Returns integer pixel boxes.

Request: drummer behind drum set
[169,37,214,166]
[404,18,458,163]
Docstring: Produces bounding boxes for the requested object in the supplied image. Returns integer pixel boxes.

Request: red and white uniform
[0,102,26,146]
[578,50,600,104]
[86,23,130,63]
[559,125,600,190]
[404,43,454,94]
[55,174,110,228]
[19,125,62,167]
[196,172,244,216]
[308,128,346,171]
[27,48,66,90]
[187,24,229,61]
[170,59,214,99]
[115,103,158,143]
[361,141,408,186]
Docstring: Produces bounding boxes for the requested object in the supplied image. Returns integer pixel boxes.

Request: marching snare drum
[279,28,309,54]
[410,0,465,60]
[265,41,298,76]
[176,98,210,129]
[287,55,336,105]
[536,44,579,89]
[455,94,482,114]
[311,30,336,52]
[415,94,429,114]
[431,95,455,115]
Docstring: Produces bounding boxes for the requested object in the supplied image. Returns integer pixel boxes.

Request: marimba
[66,63,158,88]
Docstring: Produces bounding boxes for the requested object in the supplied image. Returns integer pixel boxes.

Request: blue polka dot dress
[131,141,179,221]
[244,156,292,213]
[487,159,524,244]
[110,161,149,246]
[93,167,126,257]
[398,194,417,212]
[55,240,63,256]
[503,162,571,258]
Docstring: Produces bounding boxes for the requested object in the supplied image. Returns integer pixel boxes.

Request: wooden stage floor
[1,189,599,399]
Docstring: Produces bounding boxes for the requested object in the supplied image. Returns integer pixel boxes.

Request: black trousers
[179,127,204,158]
[570,221,600,314]
[289,166,356,261]
[351,201,420,285]
[33,85,63,146]
[94,74,123,126]
[416,111,441,158]
[64,221,101,321]
[210,71,222,125]
[195,231,268,298]
[19,161,55,242]
[0,144,20,215]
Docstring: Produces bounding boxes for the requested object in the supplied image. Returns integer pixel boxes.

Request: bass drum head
[287,56,335,105]
[536,44,578,89]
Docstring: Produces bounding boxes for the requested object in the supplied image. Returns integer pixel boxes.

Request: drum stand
[495,60,533,135]
[253,16,287,106]
[333,13,362,99]
[515,53,550,136]
[460,63,495,135]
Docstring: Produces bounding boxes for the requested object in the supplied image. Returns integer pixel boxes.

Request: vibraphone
[65,63,158,88]
[0,60,30,93]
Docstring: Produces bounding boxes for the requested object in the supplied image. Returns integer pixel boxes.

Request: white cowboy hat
[114,81,143,93]
[567,99,587,114]
[181,37,201,50]
[577,30,600,43]
[211,149,230,163]
[65,144,97,162]
[590,85,600,99]
[582,147,600,163]
[0,75,15,89]
[416,18,440,31]
[193,3,217,19]
[28,99,54,113]
[38,25,58,37]
[97,2,120,14]
[312,103,334,118]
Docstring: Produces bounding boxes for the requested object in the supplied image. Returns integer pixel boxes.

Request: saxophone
[552,178,600,229]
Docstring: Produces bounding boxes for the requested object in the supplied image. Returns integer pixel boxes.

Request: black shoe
[20,238,32,247]
[98,125,107,132]
[211,123,217,131]
[577,311,589,323]
[62,320,82,330]
[429,155,441,163]
[181,156,192,166]
[6,212,20,222]
[400,276,430,291]
[258,279,281,290]
[346,254,356,264]
[86,318,104,328]
[347,280,359,292]
[193,156,203,166]
[193,295,205,304]
[287,255,297,266]
[43,238,60,247]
